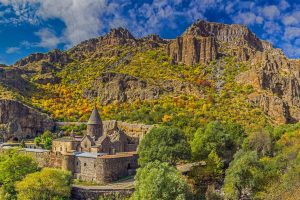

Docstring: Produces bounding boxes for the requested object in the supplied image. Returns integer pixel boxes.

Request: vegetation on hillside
[15,49,267,135]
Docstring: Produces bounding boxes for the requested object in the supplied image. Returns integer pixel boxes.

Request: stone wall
[22,150,63,168]
[74,157,97,182]
[71,187,134,200]
[103,120,153,146]
[95,153,138,184]
[52,139,80,154]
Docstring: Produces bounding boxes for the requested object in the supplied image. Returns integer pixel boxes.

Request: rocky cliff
[0,100,55,142]
[237,49,300,123]
[15,49,70,69]
[167,20,267,66]
[83,72,202,105]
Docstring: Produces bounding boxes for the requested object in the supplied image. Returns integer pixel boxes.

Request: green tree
[131,161,190,200]
[16,168,72,200]
[0,149,39,200]
[41,130,54,141]
[34,137,41,147]
[190,150,223,184]
[191,121,245,161]
[189,150,224,199]
[138,126,191,166]
[43,137,53,150]
[223,151,264,200]
[243,130,272,156]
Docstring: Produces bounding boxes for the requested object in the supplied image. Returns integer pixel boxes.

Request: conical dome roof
[87,107,102,125]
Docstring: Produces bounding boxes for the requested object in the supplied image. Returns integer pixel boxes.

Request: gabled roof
[87,107,102,125]
[81,135,95,146]
[96,135,111,145]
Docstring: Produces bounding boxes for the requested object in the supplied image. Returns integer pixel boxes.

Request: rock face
[167,20,265,66]
[68,28,137,60]
[0,67,31,95]
[15,49,70,68]
[237,50,300,123]
[0,100,55,142]
[248,93,292,124]
[83,72,201,105]
[167,35,218,66]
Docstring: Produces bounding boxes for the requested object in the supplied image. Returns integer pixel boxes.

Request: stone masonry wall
[95,154,138,184]
[102,120,154,144]
[71,187,134,200]
[22,151,63,168]
[74,157,97,182]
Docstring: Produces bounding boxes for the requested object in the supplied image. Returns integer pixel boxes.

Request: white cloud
[263,21,282,34]
[6,47,20,54]
[35,0,117,47]
[34,28,61,49]
[284,27,300,40]
[262,5,280,20]
[233,12,263,25]
[279,0,290,10]
[0,0,121,47]
[282,11,300,26]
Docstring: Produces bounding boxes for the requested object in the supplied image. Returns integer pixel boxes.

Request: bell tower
[87,106,103,140]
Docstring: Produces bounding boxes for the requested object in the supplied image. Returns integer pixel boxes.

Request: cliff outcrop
[237,50,300,123]
[167,20,266,66]
[0,100,55,142]
[83,72,201,105]
[15,49,70,68]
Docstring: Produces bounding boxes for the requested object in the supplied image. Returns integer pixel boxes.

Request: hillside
[0,20,299,137]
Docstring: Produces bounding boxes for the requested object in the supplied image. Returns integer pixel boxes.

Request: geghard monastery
[1,106,153,184]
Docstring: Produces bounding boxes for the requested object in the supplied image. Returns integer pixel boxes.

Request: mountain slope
[1,20,299,136]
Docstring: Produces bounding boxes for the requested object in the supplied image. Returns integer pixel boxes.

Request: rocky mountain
[0,20,299,133]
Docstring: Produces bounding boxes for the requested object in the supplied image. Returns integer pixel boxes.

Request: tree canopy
[223,151,264,200]
[131,161,190,200]
[0,149,39,200]
[138,126,191,166]
[15,168,72,200]
[191,121,245,161]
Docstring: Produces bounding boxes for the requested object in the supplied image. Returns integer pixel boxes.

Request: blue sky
[0,0,299,65]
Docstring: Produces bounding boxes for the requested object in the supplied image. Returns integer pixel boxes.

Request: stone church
[47,107,151,183]
[53,107,129,154]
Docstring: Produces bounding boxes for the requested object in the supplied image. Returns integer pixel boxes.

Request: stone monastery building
[7,107,152,184]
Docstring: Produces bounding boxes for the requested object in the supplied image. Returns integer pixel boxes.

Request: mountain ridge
[0,19,299,130]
